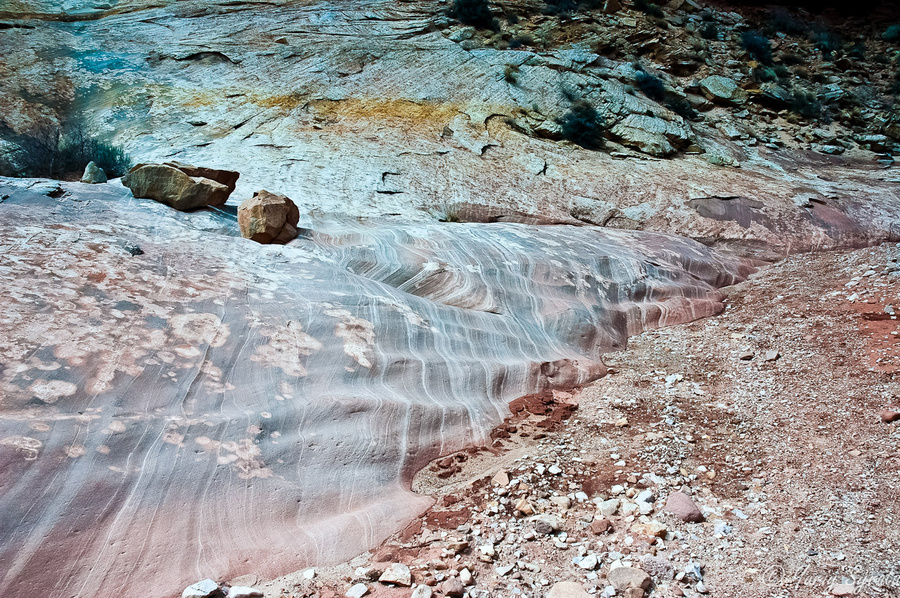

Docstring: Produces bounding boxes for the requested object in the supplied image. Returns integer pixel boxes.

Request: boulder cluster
[119,161,300,244]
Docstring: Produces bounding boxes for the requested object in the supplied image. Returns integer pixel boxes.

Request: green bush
[741,31,773,64]
[882,24,900,43]
[3,121,132,180]
[448,0,497,30]
[558,100,606,150]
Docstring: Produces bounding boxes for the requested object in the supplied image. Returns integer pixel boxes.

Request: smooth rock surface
[0,179,752,598]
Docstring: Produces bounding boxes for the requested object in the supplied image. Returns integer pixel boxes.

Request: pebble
[831,583,855,596]
[346,584,369,598]
[577,554,599,570]
[764,350,780,362]
[441,578,465,598]
[495,564,514,576]
[182,579,221,598]
[379,563,412,586]
[227,587,263,598]
[459,568,473,586]
[531,514,563,534]
[607,566,651,591]
[880,410,900,423]
[411,586,433,598]
[664,492,705,522]
[547,581,592,598]
[590,518,613,534]
[597,498,620,517]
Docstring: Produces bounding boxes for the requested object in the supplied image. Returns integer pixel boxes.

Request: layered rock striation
[0,178,751,598]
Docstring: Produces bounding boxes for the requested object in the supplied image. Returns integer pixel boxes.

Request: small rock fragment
[346,583,369,598]
[607,566,651,591]
[441,578,465,598]
[379,563,412,586]
[764,350,780,362]
[459,568,473,586]
[831,584,854,596]
[547,581,592,598]
[577,554,598,570]
[182,579,223,598]
[411,586,432,598]
[664,492,704,522]
[530,514,563,534]
[227,587,263,598]
[880,410,900,423]
[590,518,612,534]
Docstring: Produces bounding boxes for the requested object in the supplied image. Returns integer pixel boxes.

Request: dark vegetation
[884,24,900,43]
[448,0,498,30]
[741,30,773,64]
[558,95,606,150]
[634,68,696,120]
[0,120,132,180]
[789,90,824,119]
[633,0,664,18]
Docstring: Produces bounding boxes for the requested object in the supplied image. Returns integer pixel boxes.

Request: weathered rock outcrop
[238,190,299,244]
[0,178,753,598]
[122,163,231,210]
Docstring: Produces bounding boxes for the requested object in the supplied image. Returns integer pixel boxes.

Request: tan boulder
[238,190,300,244]
[163,161,240,194]
[122,164,230,210]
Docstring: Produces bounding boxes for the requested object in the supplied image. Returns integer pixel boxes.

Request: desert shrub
[504,64,519,84]
[780,52,805,66]
[633,0,664,18]
[882,24,900,43]
[810,27,842,58]
[449,0,497,30]
[741,30,773,64]
[635,70,666,101]
[769,7,808,36]
[5,121,131,180]
[773,64,791,79]
[789,90,823,119]
[664,96,696,120]
[699,22,718,40]
[752,66,777,82]
[508,34,534,48]
[558,99,606,150]
[543,0,577,15]
[431,202,464,222]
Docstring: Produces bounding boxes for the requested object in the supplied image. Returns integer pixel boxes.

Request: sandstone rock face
[81,160,107,183]
[610,114,691,157]
[122,164,231,210]
[0,179,753,598]
[0,2,897,260]
[238,190,300,244]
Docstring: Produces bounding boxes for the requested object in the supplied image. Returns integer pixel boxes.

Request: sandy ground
[253,243,900,598]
